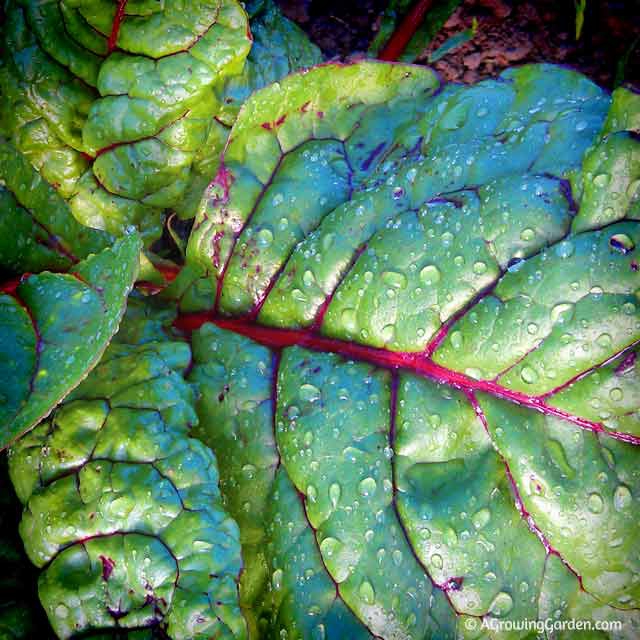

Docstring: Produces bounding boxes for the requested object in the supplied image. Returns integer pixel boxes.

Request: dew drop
[420,264,441,286]
[450,331,464,350]
[303,270,316,287]
[520,366,539,384]
[242,463,257,479]
[609,387,624,402]
[590,285,604,297]
[300,383,321,403]
[272,568,283,590]
[341,308,357,329]
[596,333,612,349]
[55,604,69,619]
[609,233,635,255]
[431,553,443,569]
[358,477,377,497]
[472,508,491,530]
[329,483,341,508]
[320,537,340,557]
[306,485,319,503]
[555,240,575,259]
[614,485,632,510]
[551,302,575,325]
[359,580,375,604]
[441,231,454,245]
[489,591,514,617]
[473,261,488,275]
[382,271,407,289]
[520,228,535,241]
[381,324,395,342]
[257,228,273,247]
[291,288,306,302]
[587,492,604,514]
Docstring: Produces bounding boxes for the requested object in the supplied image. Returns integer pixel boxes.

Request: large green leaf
[0,234,140,449]
[8,299,246,639]
[180,62,640,638]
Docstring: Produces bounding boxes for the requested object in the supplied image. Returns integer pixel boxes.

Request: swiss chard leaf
[180,62,640,638]
[8,299,245,639]
[0,234,140,449]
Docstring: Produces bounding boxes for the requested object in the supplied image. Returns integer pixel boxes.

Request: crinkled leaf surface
[0,0,323,239]
[0,0,251,241]
[181,63,640,638]
[8,298,245,639]
[0,142,113,273]
[0,234,140,449]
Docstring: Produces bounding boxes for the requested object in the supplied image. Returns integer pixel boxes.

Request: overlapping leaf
[0,235,140,449]
[181,62,640,638]
[8,298,246,639]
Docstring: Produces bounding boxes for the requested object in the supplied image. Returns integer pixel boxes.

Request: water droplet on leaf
[420,264,441,285]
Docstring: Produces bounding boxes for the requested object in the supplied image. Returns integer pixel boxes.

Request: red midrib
[174,313,640,447]
[108,0,128,53]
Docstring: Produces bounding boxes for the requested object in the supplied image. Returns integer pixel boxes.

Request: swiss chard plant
[1,1,640,638]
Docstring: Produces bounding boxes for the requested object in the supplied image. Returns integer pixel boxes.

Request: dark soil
[277,0,640,89]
